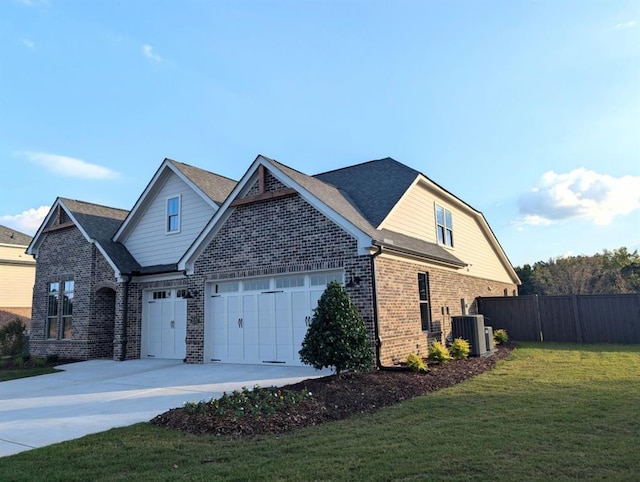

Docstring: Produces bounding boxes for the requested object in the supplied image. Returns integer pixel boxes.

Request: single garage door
[142,288,187,359]
[205,271,343,365]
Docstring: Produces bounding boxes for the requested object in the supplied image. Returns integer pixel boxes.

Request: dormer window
[166,195,181,234]
[435,204,453,247]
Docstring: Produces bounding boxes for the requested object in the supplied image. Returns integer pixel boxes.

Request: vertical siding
[124,174,216,266]
[381,182,514,284]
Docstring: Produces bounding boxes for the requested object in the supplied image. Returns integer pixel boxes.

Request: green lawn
[3,343,639,481]
[0,366,59,382]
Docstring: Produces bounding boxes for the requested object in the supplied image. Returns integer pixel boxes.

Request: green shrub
[0,319,26,357]
[32,357,46,368]
[494,329,508,345]
[184,385,312,417]
[406,353,428,373]
[299,281,374,377]
[450,338,470,359]
[427,340,452,364]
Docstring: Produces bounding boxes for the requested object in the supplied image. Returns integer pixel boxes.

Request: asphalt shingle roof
[314,158,420,227]
[0,225,32,246]
[60,199,141,274]
[168,159,237,206]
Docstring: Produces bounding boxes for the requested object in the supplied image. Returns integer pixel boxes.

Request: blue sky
[1,0,638,267]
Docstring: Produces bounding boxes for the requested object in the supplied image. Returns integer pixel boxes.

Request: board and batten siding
[0,245,35,307]
[123,174,217,266]
[380,181,514,284]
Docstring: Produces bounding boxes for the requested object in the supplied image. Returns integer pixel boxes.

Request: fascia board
[114,159,172,242]
[416,175,520,284]
[260,158,372,253]
[26,198,63,258]
[179,157,264,273]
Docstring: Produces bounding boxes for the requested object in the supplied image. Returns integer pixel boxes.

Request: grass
[0,366,59,382]
[2,343,639,481]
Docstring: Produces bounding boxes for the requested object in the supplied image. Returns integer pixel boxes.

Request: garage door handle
[171,320,175,329]
[238,318,243,328]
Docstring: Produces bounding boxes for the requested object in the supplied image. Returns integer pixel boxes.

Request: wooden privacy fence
[477,293,640,344]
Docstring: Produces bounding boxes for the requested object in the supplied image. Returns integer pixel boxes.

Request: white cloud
[516,168,640,226]
[612,20,637,30]
[21,152,120,180]
[21,38,36,50]
[142,44,162,62]
[1,206,50,236]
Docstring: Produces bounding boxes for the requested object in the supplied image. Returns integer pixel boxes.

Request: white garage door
[205,271,343,365]
[142,288,187,360]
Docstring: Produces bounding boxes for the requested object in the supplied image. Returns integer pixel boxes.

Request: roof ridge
[167,158,237,183]
[313,157,398,177]
[60,197,129,213]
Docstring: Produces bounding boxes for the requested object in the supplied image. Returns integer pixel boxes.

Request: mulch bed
[151,344,514,437]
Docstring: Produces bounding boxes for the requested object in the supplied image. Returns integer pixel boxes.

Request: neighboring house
[27,155,519,366]
[0,225,35,330]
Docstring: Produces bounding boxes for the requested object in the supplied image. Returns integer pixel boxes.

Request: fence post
[571,295,583,343]
[534,294,543,341]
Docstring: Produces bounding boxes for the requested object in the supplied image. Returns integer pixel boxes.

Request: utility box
[484,326,494,354]
[452,315,487,356]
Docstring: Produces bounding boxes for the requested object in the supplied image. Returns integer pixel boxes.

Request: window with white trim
[435,204,454,247]
[166,196,180,233]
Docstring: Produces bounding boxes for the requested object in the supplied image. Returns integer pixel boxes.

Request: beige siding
[124,174,217,266]
[380,180,514,284]
[0,262,35,307]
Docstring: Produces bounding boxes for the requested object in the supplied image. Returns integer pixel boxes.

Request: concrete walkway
[0,359,331,458]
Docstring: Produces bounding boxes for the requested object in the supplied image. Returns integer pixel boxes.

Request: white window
[243,278,270,291]
[310,272,343,287]
[166,196,181,233]
[275,276,305,289]
[214,282,240,293]
[435,204,454,248]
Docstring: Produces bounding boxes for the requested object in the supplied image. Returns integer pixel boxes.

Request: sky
[1,0,638,268]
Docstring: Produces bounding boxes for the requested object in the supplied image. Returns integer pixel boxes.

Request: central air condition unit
[452,315,487,356]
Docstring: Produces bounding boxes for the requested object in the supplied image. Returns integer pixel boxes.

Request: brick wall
[30,226,118,360]
[191,184,374,364]
[374,255,517,365]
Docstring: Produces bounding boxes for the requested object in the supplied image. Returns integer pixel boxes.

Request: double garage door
[206,271,342,365]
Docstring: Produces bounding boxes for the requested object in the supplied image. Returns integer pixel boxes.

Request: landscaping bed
[151,344,513,437]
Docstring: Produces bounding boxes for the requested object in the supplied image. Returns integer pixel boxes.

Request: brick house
[0,225,35,329]
[27,155,519,366]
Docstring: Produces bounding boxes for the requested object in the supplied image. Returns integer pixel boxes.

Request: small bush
[450,338,470,359]
[32,357,47,368]
[0,319,26,357]
[427,340,452,364]
[184,385,313,417]
[406,353,428,373]
[494,329,508,345]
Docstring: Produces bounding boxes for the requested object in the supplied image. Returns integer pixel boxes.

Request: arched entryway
[90,286,116,358]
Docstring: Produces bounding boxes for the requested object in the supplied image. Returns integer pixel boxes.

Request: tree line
[515,247,640,295]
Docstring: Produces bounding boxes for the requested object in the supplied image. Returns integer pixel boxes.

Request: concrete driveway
[0,359,331,458]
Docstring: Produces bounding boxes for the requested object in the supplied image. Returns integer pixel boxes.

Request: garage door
[142,288,187,359]
[205,271,343,365]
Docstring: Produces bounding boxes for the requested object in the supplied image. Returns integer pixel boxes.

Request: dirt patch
[151,345,514,437]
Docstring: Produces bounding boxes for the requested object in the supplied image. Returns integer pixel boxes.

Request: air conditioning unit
[484,326,494,354]
[452,315,487,356]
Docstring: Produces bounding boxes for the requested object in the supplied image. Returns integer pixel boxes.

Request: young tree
[299,281,374,377]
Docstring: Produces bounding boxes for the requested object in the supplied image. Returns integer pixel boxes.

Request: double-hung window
[417,273,432,331]
[46,279,74,339]
[435,204,454,247]
[166,196,181,233]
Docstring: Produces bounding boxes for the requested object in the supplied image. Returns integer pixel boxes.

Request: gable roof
[0,225,32,247]
[27,198,140,279]
[114,158,237,242]
[180,155,467,272]
[314,157,420,228]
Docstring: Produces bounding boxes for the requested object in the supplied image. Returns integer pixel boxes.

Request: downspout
[120,274,131,361]
[370,244,410,371]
